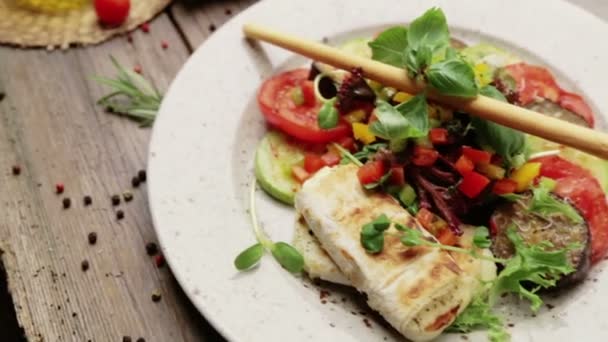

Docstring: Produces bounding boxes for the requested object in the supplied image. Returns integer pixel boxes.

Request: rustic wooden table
[0,0,605,341]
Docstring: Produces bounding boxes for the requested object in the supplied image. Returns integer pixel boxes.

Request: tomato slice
[300,80,316,106]
[454,155,474,175]
[501,63,594,127]
[459,171,490,198]
[357,160,386,185]
[258,69,351,143]
[462,146,492,164]
[533,155,608,263]
[412,146,439,166]
[429,128,449,145]
[492,179,518,195]
[304,153,326,173]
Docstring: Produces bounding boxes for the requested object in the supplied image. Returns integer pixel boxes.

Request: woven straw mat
[0,0,172,49]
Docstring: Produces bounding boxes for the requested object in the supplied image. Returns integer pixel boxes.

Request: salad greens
[369,95,429,149]
[448,294,509,342]
[233,180,304,273]
[426,58,478,97]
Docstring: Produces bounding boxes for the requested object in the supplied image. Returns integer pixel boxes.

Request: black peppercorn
[81,260,89,272]
[111,195,120,206]
[123,191,133,202]
[145,242,158,256]
[123,337,132,342]
[62,198,71,209]
[116,210,124,220]
[151,291,162,302]
[11,165,21,175]
[137,169,147,182]
[87,232,97,245]
[131,176,140,188]
[83,195,92,206]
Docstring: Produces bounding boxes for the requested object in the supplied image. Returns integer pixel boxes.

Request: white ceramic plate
[148,1,608,341]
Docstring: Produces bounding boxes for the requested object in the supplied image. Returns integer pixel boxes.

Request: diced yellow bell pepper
[352,122,376,144]
[477,163,506,180]
[474,63,493,87]
[510,162,541,192]
[344,109,367,123]
[393,92,414,103]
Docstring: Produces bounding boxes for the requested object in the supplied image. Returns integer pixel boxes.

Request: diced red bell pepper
[357,160,386,185]
[429,128,449,145]
[337,136,356,152]
[292,165,310,183]
[454,155,474,175]
[462,146,492,164]
[458,171,490,198]
[300,80,316,106]
[390,167,405,186]
[492,179,518,195]
[321,151,341,167]
[304,153,325,173]
[437,228,458,246]
[412,146,439,167]
[416,208,435,231]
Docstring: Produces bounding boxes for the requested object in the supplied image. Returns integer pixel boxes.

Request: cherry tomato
[389,167,405,186]
[492,179,518,195]
[304,153,325,173]
[429,128,449,145]
[95,0,130,26]
[412,146,439,167]
[454,155,474,175]
[462,146,492,164]
[258,69,351,143]
[533,155,608,263]
[357,160,386,185]
[458,171,490,198]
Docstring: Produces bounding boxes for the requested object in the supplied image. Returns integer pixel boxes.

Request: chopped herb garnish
[360,214,392,253]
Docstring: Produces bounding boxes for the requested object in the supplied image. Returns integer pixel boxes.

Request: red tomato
[258,69,351,143]
[533,155,608,263]
[292,165,310,183]
[390,167,405,186]
[458,171,490,198]
[412,146,439,166]
[462,146,492,164]
[429,128,449,145]
[454,155,474,175]
[357,160,386,185]
[300,81,316,106]
[337,136,356,152]
[503,63,594,127]
[321,151,341,167]
[416,208,435,231]
[95,0,130,26]
[304,154,325,173]
[492,179,518,195]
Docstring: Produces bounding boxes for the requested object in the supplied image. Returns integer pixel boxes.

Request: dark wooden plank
[0,13,220,342]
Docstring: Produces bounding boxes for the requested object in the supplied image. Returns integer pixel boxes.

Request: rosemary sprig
[94,57,163,127]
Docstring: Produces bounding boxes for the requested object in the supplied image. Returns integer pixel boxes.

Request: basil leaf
[363,170,393,190]
[369,100,409,140]
[407,7,449,51]
[234,243,265,271]
[368,26,409,67]
[426,58,478,97]
[404,44,433,76]
[479,84,508,102]
[361,223,385,253]
[317,98,338,129]
[473,226,492,249]
[271,242,304,273]
[395,93,429,138]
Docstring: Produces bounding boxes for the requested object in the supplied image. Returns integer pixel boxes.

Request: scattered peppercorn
[123,191,133,202]
[123,337,132,342]
[154,254,165,268]
[145,242,158,256]
[136,338,145,342]
[225,8,232,15]
[0,92,5,101]
[62,198,71,209]
[151,291,162,303]
[131,176,140,188]
[161,40,169,49]
[83,195,92,206]
[88,232,97,245]
[137,169,147,182]
[111,195,121,206]
[134,65,143,74]
[140,22,150,33]
[81,260,89,272]
[56,183,64,194]
[11,165,21,175]
[126,34,133,43]
[209,24,216,32]
[116,210,125,220]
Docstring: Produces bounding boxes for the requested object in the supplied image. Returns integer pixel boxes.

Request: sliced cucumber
[254,131,305,205]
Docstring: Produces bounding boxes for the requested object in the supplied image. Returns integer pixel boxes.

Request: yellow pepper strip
[474,63,493,87]
[353,122,376,144]
[343,109,367,123]
[392,92,414,104]
[510,162,542,192]
[477,163,506,180]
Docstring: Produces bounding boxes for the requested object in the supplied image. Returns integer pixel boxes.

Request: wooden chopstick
[243,23,608,160]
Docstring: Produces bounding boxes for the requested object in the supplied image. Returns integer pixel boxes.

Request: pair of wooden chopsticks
[243,24,608,160]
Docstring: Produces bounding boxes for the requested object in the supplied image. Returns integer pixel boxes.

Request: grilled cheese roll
[295,164,494,341]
